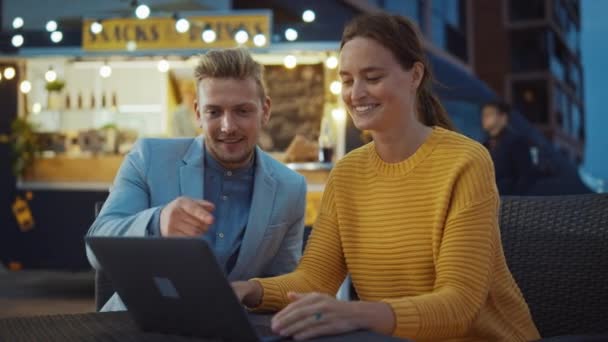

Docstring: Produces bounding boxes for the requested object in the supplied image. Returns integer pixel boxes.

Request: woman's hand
[270,292,395,340]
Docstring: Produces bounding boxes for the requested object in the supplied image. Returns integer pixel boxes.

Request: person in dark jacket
[482,101,537,195]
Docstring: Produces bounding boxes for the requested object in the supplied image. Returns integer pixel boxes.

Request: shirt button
[218,232,224,238]
[226,171,233,176]
[222,195,228,201]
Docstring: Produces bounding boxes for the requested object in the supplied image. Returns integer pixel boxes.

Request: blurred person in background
[482,101,537,195]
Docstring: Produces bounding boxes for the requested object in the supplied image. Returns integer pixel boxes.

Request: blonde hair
[194,48,267,101]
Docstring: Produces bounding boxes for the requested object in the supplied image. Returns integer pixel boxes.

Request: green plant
[45,80,65,92]
[10,117,40,177]
[100,123,118,130]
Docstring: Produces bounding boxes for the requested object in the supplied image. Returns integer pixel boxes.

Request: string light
[202,28,217,43]
[234,30,249,44]
[91,21,103,34]
[285,28,298,41]
[135,4,151,19]
[284,55,297,69]
[12,17,24,29]
[330,81,342,95]
[99,64,112,78]
[45,68,57,82]
[157,59,170,72]
[46,20,58,32]
[332,108,346,122]
[4,67,16,80]
[50,31,63,43]
[175,18,190,33]
[253,34,266,47]
[302,10,316,23]
[325,56,338,69]
[20,80,32,94]
[11,34,24,48]
[126,40,137,51]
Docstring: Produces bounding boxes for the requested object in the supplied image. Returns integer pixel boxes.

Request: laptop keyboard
[253,323,278,337]
[247,315,284,340]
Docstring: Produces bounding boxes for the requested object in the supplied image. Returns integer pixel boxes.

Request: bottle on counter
[77,92,83,109]
[90,92,96,109]
[65,92,71,110]
[318,116,334,163]
[111,91,118,111]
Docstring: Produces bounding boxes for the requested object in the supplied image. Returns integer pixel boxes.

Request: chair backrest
[95,270,114,311]
[499,194,608,337]
[93,200,114,311]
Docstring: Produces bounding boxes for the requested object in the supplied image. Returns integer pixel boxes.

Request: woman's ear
[411,61,425,91]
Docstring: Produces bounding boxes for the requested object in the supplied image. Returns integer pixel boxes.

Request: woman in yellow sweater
[233,13,540,341]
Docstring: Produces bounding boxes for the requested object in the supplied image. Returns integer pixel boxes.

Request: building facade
[473,0,584,163]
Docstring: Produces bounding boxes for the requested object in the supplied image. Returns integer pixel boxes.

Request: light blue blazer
[86,137,307,311]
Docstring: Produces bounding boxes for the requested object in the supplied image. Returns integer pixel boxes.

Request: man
[87,48,307,311]
[481,101,536,195]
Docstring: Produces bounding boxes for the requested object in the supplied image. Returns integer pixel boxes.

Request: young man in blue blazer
[87,48,307,311]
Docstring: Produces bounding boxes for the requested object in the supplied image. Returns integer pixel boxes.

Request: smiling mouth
[218,138,244,144]
[353,104,379,115]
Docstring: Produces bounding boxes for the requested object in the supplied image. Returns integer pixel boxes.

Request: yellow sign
[11,195,35,232]
[83,13,271,51]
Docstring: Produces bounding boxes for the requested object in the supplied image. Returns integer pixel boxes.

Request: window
[571,102,581,139]
[510,29,549,72]
[509,0,546,22]
[382,0,422,26]
[549,32,567,83]
[431,0,468,62]
[512,79,549,124]
[442,99,484,141]
[566,61,582,98]
[553,0,580,54]
[553,85,564,127]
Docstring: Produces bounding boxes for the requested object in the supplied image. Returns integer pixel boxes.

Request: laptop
[86,236,283,341]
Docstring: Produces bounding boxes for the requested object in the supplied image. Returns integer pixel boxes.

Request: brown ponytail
[341,13,455,131]
[417,74,454,130]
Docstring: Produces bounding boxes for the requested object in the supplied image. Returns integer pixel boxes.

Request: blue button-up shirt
[147,148,254,274]
[201,149,254,273]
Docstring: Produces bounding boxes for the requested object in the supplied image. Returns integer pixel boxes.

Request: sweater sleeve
[381,148,501,340]
[252,177,348,311]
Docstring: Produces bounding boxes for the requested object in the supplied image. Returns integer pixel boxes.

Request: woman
[233,13,540,341]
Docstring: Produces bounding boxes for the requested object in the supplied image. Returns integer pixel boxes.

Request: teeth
[355,105,376,112]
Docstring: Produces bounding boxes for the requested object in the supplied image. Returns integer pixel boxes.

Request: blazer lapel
[179,137,205,200]
[229,148,277,280]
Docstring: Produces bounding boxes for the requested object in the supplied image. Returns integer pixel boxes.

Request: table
[0,311,407,341]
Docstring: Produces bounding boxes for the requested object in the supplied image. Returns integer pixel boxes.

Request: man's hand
[231,280,263,308]
[159,197,215,237]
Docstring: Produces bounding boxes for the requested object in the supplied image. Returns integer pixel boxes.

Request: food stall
[6,11,348,269]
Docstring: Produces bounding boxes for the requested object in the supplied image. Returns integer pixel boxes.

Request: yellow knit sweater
[255,127,540,341]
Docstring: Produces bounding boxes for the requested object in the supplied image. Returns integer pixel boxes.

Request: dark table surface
[0,311,407,341]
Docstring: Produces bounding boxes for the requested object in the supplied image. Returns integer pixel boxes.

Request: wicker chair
[500,194,608,338]
[334,194,608,339]
[94,195,608,338]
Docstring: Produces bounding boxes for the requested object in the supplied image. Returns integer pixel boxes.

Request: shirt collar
[203,147,255,176]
